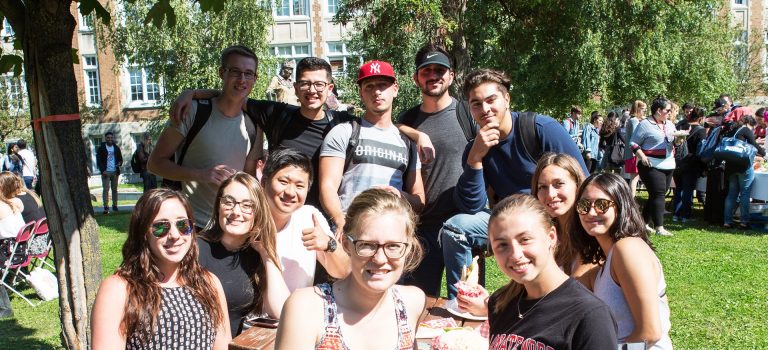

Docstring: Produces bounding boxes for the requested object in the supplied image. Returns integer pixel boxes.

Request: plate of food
[431,329,489,350]
[416,318,458,339]
[444,298,488,321]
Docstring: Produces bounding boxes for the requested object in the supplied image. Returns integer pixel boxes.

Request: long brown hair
[530,153,585,274]
[489,194,556,314]
[116,188,223,343]
[199,172,279,316]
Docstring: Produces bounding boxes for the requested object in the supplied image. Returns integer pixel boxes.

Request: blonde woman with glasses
[275,188,424,349]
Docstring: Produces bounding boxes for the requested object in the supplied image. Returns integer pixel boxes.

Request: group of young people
[90,43,674,349]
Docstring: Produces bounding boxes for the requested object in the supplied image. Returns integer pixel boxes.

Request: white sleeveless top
[593,246,673,350]
[0,211,25,239]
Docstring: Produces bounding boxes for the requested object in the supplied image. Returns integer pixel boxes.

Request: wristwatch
[325,238,337,252]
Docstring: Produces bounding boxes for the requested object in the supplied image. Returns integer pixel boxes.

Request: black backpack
[160,99,213,190]
[130,146,142,173]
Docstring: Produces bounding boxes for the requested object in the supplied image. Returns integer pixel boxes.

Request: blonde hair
[630,100,647,119]
[343,188,423,273]
[0,172,22,212]
[488,194,555,314]
[530,153,585,274]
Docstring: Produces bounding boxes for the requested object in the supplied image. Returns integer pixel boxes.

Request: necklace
[516,289,553,319]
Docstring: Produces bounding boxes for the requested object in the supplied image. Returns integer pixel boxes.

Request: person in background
[3,144,22,176]
[267,59,299,106]
[582,113,603,173]
[198,172,288,336]
[630,96,681,237]
[672,107,706,223]
[136,133,157,193]
[91,188,231,349]
[97,131,123,214]
[0,172,25,319]
[623,100,647,197]
[563,105,583,149]
[275,189,425,349]
[754,107,766,140]
[16,139,37,191]
[483,194,617,349]
[723,115,765,229]
[599,112,623,173]
[572,173,673,350]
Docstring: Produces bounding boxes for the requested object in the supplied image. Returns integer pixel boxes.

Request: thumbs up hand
[302,213,331,252]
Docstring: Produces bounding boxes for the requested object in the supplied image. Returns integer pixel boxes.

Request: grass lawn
[1,207,766,349]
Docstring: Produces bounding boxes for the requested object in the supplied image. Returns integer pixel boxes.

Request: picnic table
[228,296,485,350]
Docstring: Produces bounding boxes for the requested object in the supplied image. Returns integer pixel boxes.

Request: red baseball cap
[357,60,396,83]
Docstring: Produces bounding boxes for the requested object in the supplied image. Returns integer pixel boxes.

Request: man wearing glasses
[170,57,358,211]
[149,45,263,228]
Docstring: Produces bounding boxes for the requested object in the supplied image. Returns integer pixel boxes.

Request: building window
[90,135,103,173]
[271,44,311,59]
[326,42,359,76]
[733,0,746,6]
[128,67,161,105]
[3,75,25,110]
[2,19,12,36]
[80,13,94,31]
[83,55,101,106]
[327,0,339,15]
[274,0,308,17]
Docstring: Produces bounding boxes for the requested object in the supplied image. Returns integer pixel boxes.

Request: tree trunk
[440,0,470,90]
[23,1,102,349]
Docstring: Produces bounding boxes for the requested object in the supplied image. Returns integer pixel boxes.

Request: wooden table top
[229,296,485,349]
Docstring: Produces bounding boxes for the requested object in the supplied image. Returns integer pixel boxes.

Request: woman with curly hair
[91,188,230,349]
[572,173,672,349]
[198,172,288,336]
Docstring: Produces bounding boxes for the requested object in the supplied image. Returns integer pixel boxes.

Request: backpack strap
[455,99,477,142]
[343,119,361,171]
[518,111,542,162]
[177,99,212,165]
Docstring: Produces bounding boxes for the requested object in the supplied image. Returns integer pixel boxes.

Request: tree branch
[0,0,26,37]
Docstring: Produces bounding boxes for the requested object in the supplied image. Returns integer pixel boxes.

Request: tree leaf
[198,0,226,13]
[79,0,112,24]
[0,54,23,76]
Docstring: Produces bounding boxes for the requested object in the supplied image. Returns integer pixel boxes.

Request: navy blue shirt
[455,112,588,213]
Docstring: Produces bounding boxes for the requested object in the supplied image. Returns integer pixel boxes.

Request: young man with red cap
[319,60,425,235]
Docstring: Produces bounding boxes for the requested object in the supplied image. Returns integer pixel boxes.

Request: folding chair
[28,218,53,270]
[0,221,37,306]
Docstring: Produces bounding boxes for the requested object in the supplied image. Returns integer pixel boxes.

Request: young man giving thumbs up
[263,147,350,292]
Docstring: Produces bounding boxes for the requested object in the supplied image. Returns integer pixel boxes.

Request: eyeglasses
[575,198,616,215]
[220,195,255,214]
[150,219,194,238]
[224,68,256,81]
[663,109,672,113]
[346,235,409,259]
[296,80,329,92]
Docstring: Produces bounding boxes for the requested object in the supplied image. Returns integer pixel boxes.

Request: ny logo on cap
[370,62,381,74]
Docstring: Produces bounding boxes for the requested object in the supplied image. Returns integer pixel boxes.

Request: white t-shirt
[275,205,333,292]
[17,149,37,177]
[0,212,25,239]
[105,145,117,172]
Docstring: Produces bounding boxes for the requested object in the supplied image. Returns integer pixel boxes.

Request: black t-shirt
[488,278,617,350]
[197,238,261,337]
[245,99,355,209]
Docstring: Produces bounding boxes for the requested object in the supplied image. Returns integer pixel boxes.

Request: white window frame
[89,135,103,173]
[326,42,360,77]
[82,55,102,107]
[326,0,339,16]
[2,19,13,36]
[125,66,162,108]
[78,10,94,32]
[733,0,747,7]
[273,0,310,18]
[3,74,26,111]
[270,44,311,75]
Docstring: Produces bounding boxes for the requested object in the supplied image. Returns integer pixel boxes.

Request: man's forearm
[147,158,199,183]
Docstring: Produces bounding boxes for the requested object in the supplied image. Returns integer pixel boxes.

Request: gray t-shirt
[320,119,420,212]
[172,100,259,226]
[400,99,469,227]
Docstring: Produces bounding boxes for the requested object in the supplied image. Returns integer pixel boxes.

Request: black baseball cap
[415,51,452,71]
[712,98,727,111]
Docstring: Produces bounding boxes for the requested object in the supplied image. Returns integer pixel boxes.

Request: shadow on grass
[94,212,131,234]
[0,314,60,350]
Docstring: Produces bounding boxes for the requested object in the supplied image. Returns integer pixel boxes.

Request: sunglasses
[575,198,616,215]
[150,219,194,238]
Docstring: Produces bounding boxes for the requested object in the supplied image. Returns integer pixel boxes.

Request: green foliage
[339,0,742,117]
[79,0,112,25]
[105,0,275,110]
[0,54,23,76]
